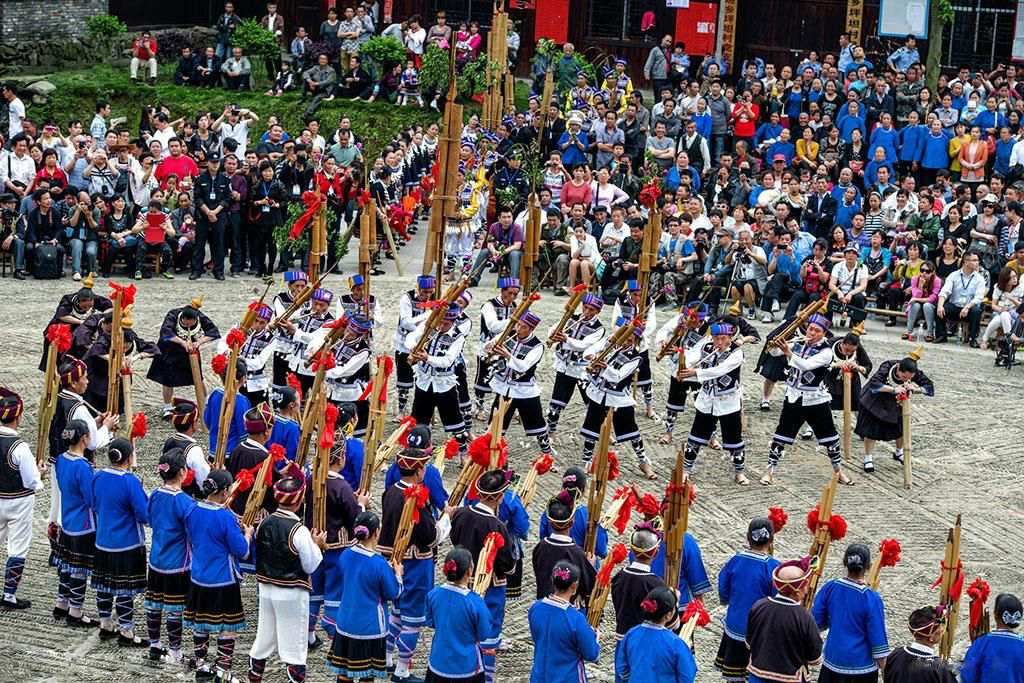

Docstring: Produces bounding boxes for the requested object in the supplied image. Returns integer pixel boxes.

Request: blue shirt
[332,544,403,638]
[528,596,600,683]
[718,550,780,641]
[424,583,491,678]
[995,138,1015,175]
[615,622,697,683]
[641,531,711,603]
[919,129,952,169]
[868,126,900,163]
[837,112,866,143]
[185,501,250,587]
[558,130,590,167]
[664,166,700,193]
[55,452,95,535]
[754,122,783,148]
[92,467,148,551]
[865,159,894,186]
[887,46,920,73]
[770,249,803,284]
[767,140,796,165]
[835,201,860,230]
[961,630,1024,683]
[831,182,861,206]
[204,388,250,455]
[147,486,196,573]
[269,416,300,462]
[340,437,365,491]
[974,109,1006,137]
[899,125,926,162]
[812,577,889,675]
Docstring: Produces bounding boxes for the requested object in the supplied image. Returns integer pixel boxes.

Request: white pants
[0,495,35,558]
[982,310,1017,341]
[249,584,310,665]
[131,57,158,79]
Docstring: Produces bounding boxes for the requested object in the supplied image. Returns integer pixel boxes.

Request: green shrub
[232,18,281,60]
[361,35,407,69]
[86,14,127,42]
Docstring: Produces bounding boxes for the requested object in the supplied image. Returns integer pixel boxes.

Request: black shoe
[118,633,148,648]
[0,596,31,609]
[13,270,24,280]
[214,273,225,281]
[99,625,119,640]
[933,336,947,344]
[52,605,68,620]
[149,646,166,661]
[66,613,99,628]
[307,634,324,651]
[969,338,980,349]
[189,272,201,280]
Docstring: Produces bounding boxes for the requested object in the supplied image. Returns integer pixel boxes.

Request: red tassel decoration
[130,412,147,440]
[595,543,629,586]
[483,532,505,573]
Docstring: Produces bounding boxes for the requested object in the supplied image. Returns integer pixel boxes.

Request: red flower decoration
[878,538,902,568]
[358,190,373,207]
[483,531,505,574]
[768,507,788,533]
[532,453,554,475]
[236,468,255,492]
[595,543,629,586]
[130,412,147,440]
[806,505,847,540]
[312,350,337,372]
[681,600,711,627]
[640,598,657,614]
[637,493,661,518]
[403,483,431,522]
[466,433,507,469]
[108,282,137,307]
[225,327,246,349]
[592,451,619,481]
[967,577,991,631]
[46,323,73,354]
[638,182,662,208]
[319,403,340,451]
[444,438,460,459]
[211,353,228,376]
[397,417,418,447]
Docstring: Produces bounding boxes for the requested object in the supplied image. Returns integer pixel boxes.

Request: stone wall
[0,0,110,40]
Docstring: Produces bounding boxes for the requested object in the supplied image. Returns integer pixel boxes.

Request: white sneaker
[72,272,81,281]
[761,312,774,323]
[746,307,756,320]
[772,301,780,312]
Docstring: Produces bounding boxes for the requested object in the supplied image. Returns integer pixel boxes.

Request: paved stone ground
[0,216,1020,682]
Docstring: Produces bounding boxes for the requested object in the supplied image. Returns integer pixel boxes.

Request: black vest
[554,315,604,366]
[254,511,310,589]
[0,434,32,499]
[787,339,831,390]
[163,434,204,498]
[48,392,83,463]
[697,342,742,396]
[683,135,705,169]
[479,297,516,344]
[494,334,542,385]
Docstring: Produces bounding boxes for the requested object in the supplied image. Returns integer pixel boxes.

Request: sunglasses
[921,269,933,273]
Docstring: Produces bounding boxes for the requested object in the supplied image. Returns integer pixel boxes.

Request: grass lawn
[27,64,531,159]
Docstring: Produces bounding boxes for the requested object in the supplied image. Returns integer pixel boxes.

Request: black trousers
[548,371,588,409]
[193,216,226,277]
[826,293,868,324]
[772,397,839,445]
[227,211,246,273]
[580,402,640,443]
[936,302,982,341]
[489,394,548,436]
[249,223,276,276]
[666,377,698,412]
[412,385,465,432]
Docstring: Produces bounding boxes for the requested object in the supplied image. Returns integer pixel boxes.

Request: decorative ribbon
[108,282,137,307]
[596,543,629,586]
[45,323,73,353]
[931,559,965,601]
[403,483,431,523]
[768,506,788,533]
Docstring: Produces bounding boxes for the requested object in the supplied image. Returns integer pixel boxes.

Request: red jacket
[133,39,157,60]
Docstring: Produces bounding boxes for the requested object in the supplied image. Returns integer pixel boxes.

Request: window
[587,0,667,41]
[428,0,495,27]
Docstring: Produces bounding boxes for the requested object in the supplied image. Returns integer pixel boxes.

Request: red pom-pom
[533,453,554,475]
[181,469,195,487]
[108,281,137,307]
[225,327,246,349]
[130,411,147,440]
[828,513,848,541]
[46,323,73,353]
[768,507,788,533]
[403,483,431,522]
[444,438,459,459]
[967,577,990,603]
[806,506,821,534]
[286,372,303,404]
[312,350,337,372]
[397,417,417,447]
[878,538,902,568]
[211,353,228,376]
[640,598,657,614]
[681,600,711,627]
[324,403,339,427]
[607,451,620,481]
[612,488,637,535]
[269,443,286,462]
[466,433,505,468]
[236,469,255,492]
[637,493,661,517]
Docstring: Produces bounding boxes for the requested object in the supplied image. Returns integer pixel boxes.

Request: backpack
[34,242,63,279]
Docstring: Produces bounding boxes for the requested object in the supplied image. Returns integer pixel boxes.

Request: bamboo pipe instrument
[938,515,963,661]
[803,473,840,609]
[267,264,336,333]
[374,420,415,474]
[546,284,588,346]
[587,321,637,374]
[484,294,541,363]
[663,450,692,591]
[311,407,330,531]
[583,409,615,555]
[241,451,277,527]
[106,296,126,418]
[473,532,503,597]
[188,351,207,432]
[295,386,327,470]
[487,396,509,469]
[36,342,61,465]
[388,484,426,564]
[358,357,390,494]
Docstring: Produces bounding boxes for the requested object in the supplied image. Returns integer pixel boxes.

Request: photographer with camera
[760,227,803,323]
[726,227,768,319]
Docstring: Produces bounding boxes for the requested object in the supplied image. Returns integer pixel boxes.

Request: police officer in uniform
[191,152,232,281]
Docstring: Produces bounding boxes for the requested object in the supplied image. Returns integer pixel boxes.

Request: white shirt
[406,324,465,393]
[599,223,630,250]
[256,511,323,598]
[219,120,252,158]
[569,233,599,263]
[488,335,544,399]
[7,97,25,137]
[404,27,426,55]
[175,432,210,487]
[0,426,43,492]
[684,345,744,415]
[1,152,35,188]
[770,342,834,406]
[939,268,986,307]
[830,261,868,294]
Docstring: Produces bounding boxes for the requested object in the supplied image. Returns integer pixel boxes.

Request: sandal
[658,433,673,445]
[837,471,855,486]
[734,472,749,486]
[639,462,657,480]
[900,333,909,340]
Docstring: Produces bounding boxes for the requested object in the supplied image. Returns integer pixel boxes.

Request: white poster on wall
[667,0,690,7]
[1014,0,1024,61]
[879,0,929,38]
